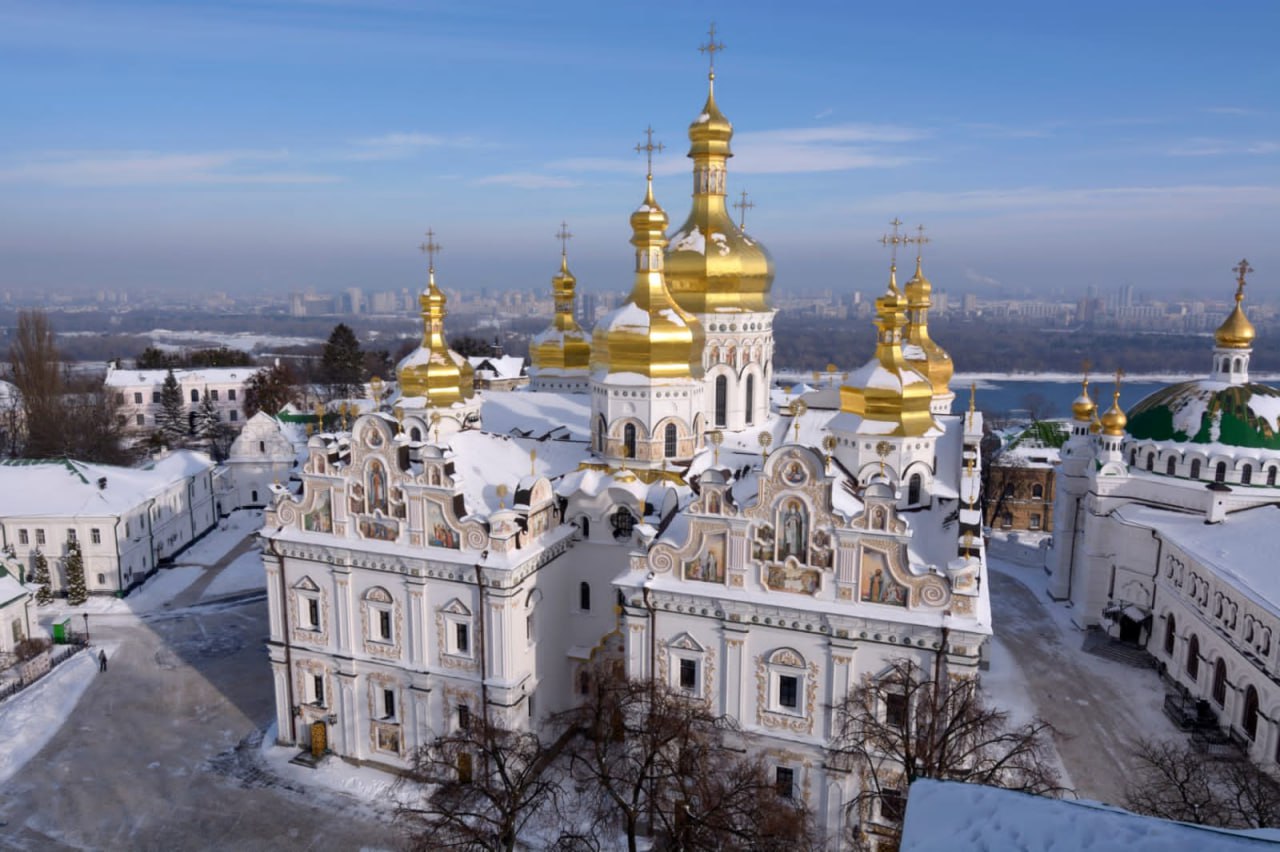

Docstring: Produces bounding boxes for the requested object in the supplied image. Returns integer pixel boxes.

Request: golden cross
[963,530,974,551]
[530,448,537,476]
[419,228,441,273]
[733,190,754,230]
[905,224,930,261]
[556,221,573,258]
[968,381,976,415]
[635,126,664,178]
[879,217,906,266]
[1234,258,1253,300]
[699,22,726,76]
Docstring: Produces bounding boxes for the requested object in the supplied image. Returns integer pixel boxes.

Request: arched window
[623,424,637,459]
[745,375,755,426]
[664,423,678,458]
[1242,464,1253,485]
[1235,357,1243,373]
[1215,462,1227,483]
[1032,484,1044,499]
[714,375,728,427]
[1212,658,1227,706]
[1191,459,1202,479]
[596,417,606,453]
[1243,685,1260,740]
[1129,449,1138,466]
[1269,467,1278,487]
[1187,634,1200,680]
[1164,614,1176,656]
[611,507,636,540]
[908,474,922,505]
[1166,456,1177,476]
[1146,454,1155,472]
[410,427,422,442]
[579,581,591,611]
[190,389,199,403]
[1002,484,1015,499]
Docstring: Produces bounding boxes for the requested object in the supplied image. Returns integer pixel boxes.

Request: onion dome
[530,251,592,374]
[1126,381,1280,450]
[1215,259,1256,350]
[396,263,475,406]
[1089,415,1102,435]
[1071,376,1097,422]
[839,266,937,436]
[902,255,954,396]
[1100,385,1127,437]
[664,72,774,314]
[590,177,704,380]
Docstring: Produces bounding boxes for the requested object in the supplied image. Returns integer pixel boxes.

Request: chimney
[98,477,107,490]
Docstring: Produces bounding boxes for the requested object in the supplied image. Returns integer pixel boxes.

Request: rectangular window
[18,529,27,545]
[382,688,396,720]
[455,622,469,654]
[778,675,799,709]
[67,529,77,544]
[151,391,160,404]
[136,413,145,426]
[307,598,320,629]
[458,704,470,731]
[114,392,124,405]
[378,609,392,641]
[134,392,143,404]
[210,389,219,402]
[230,410,238,422]
[885,692,908,729]
[91,528,101,544]
[526,614,534,643]
[35,529,45,546]
[1029,514,1042,530]
[776,767,795,799]
[313,674,325,706]
[679,658,698,691]
[880,790,906,823]
[228,389,237,401]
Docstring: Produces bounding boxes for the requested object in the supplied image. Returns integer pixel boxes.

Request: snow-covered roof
[447,430,587,514]
[901,779,1280,851]
[0,451,214,519]
[480,390,591,441]
[1115,503,1280,618]
[0,564,30,608]
[104,366,259,387]
[467,355,526,379]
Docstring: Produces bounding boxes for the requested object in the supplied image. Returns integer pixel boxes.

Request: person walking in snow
[98,649,107,673]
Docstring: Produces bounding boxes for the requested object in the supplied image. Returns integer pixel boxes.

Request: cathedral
[1048,259,1280,770]
[261,43,988,843]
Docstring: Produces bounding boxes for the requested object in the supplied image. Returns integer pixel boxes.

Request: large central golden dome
[664,73,774,315]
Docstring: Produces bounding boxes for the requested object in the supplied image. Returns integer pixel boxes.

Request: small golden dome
[1071,376,1097,422]
[1089,416,1102,435]
[396,267,475,406]
[530,252,591,374]
[903,256,954,397]
[1215,260,1256,349]
[1100,387,1127,436]
[591,178,704,380]
[688,74,733,155]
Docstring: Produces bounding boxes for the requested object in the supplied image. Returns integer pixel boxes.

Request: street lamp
[82,613,90,644]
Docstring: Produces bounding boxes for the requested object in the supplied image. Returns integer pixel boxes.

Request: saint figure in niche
[368,462,388,514]
[777,499,808,562]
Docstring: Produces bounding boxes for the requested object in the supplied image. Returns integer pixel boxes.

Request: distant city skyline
[1,0,1277,299]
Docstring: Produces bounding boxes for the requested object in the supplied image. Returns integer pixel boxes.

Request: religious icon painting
[427,501,460,549]
[859,548,907,606]
[775,499,808,563]
[683,533,726,583]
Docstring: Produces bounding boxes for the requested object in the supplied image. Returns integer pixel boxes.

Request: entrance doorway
[309,720,327,758]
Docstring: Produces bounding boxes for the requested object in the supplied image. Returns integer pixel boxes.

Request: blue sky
[1,0,1277,300]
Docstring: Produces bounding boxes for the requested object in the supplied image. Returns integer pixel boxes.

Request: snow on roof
[468,355,526,379]
[0,451,213,518]
[1115,503,1280,618]
[0,565,30,608]
[480,390,591,441]
[901,779,1280,851]
[104,366,259,387]
[670,225,705,255]
[447,430,586,514]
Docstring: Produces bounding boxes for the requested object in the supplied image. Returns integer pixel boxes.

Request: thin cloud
[964,269,1001,287]
[961,122,1055,139]
[1204,106,1264,117]
[1168,137,1279,157]
[475,172,580,189]
[344,131,482,161]
[0,149,339,187]
[814,107,834,120]
[546,155,685,178]
[849,184,1280,219]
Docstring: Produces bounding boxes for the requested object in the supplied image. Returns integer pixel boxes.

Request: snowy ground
[200,548,266,601]
[259,722,409,810]
[0,650,97,786]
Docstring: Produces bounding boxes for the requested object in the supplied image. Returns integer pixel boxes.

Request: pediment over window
[364,586,393,604]
[768,647,805,668]
[440,598,471,616]
[669,632,705,653]
[293,576,320,592]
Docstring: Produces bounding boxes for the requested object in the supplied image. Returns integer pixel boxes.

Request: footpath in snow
[0,650,97,785]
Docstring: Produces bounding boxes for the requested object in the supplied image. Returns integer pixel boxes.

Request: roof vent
[98,477,107,490]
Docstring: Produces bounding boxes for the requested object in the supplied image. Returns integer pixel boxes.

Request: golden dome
[839,266,937,437]
[1215,259,1256,350]
[591,178,704,380]
[664,73,774,315]
[1089,415,1102,435]
[396,265,475,406]
[1100,386,1127,437]
[1071,376,1097,422]
[530,251,592,373]
[903,255,954,396]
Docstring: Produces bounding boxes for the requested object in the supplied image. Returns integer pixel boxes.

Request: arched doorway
[309,720,327,758]
[714,375,728,427]
[1243,685,1260,740]
[1212,658,1227,706]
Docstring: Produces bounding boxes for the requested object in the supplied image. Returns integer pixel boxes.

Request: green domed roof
[1126,380,1280,450]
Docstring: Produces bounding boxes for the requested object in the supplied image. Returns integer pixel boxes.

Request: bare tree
[397,716,565,852]
[9,310,65,458]
[1124,738,1280,828]
[831,657,1064,849]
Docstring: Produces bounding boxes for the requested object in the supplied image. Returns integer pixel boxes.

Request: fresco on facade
[303,490,332,533]
[684,532,726,583]
[751,524,774,562]
[776,499,808,563]
[367,461,389,515]
[860,548,907,606]
[765,561,821,595]
[359,515,399,541]
[427,501,460,549]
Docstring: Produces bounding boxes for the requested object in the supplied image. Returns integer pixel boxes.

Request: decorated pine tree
[31,548,52,606]
[195,391,219,442]
[155,368,188,447]
[63,540,87,606]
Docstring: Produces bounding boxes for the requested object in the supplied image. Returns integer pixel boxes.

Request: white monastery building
[261,57,989,844]
[106,364,262,432]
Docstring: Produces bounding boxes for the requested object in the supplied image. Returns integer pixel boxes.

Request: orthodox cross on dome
[555,221,573,257]
[906,224,930,261]
[699,22,726,77]
[1234,258,1253,300]
[733,190,755,230]
[419,228,442,273]
[879,217,906,267]
[635,126,665,179]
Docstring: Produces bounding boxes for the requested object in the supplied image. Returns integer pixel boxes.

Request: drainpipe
[1146,529,1164,648]
[113,515,124,592]
[474,563,490,724]
[266,534,297,743]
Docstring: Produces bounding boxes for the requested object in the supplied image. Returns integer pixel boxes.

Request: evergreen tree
[31,549,51,606]
[244,362,298,418]
[195,391,220,443]
[321,323,364,400]
[63,541,86,606]
[155,368,188,447]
